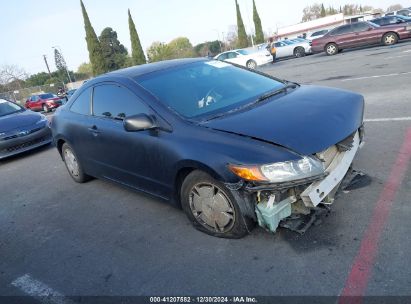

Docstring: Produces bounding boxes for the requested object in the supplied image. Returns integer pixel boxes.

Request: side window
[31,96,38,102]
[70,87,92,115]
[371,19,382,25]
[92,84,149,119]
[330,25,352,35]
[217,53,228,61]
[352,23,370,32]
[227,52,238,59]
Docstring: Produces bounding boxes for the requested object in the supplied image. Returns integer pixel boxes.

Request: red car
[25,93,63,113]
[311,21,411,55]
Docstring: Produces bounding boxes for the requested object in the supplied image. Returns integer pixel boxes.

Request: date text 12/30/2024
[149,297,258,303]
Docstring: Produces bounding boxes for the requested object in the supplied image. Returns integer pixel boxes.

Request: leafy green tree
[147,37,196,62]
[80,0,107,75]
[194,41,222,57]
[320,4,326,17]
[99,27,128,71]
[147,42,172,62]
[252,0,264,44]
[77,62,93,77]
[235,0,248,48]
[128,9,146,65]
[168,37,196,58]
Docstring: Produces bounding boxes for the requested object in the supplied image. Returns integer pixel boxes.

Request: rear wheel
[382,32,398,46]
[62,143,90,183]
[181,170,249,238]
[246,60,257,69]
[294,47,306,58]
[325,43,338,56]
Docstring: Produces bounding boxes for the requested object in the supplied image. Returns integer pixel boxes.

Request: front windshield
[0,99,23,117]
[39,93,56,99]
[136,61,285,119]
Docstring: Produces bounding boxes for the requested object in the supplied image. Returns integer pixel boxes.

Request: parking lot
[1,41,411,299]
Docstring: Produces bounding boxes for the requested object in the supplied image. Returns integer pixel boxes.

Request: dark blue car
[51,58,364,238]
[0,99,51,159]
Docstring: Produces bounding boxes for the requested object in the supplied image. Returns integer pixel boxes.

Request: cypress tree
[128,9,146,65]
[320,4,326,17]
[235,0,248,48]
[80,0,107,75]
[252,0,264,44]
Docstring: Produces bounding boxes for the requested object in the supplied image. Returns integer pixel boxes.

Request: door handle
[88,125,100,135]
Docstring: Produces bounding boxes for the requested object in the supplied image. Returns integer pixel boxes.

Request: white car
[385,9,411,17]
[214,49,272,69]
[274,39,312,59]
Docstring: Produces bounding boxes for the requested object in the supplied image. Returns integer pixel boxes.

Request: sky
[1,0,409,75]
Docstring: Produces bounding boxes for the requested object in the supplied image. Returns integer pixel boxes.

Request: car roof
[105,58,207,79]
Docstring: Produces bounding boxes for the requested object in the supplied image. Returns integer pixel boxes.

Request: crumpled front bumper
[250,131,362,233]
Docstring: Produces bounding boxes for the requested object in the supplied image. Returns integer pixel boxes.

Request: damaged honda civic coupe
[51,58,364,238]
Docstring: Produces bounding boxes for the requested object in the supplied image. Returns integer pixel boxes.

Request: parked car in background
[311,21,411,55]
[306,29,329,41]
[0,99,51,159]
[370,15,411,26]
[385,9,411,17]
[274,39,311,58]
[214,49,272,69]
[52,58,364,238]
[65,89,77,102]
[25,93,64,113]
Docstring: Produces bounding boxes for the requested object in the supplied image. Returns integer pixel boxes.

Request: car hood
[201,85,364,155]
[0,110,43,133]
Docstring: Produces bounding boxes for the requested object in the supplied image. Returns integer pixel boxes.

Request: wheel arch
[382,31,399,42]
[172,160,227,207]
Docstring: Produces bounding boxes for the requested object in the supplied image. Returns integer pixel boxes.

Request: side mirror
[123,113,156,132]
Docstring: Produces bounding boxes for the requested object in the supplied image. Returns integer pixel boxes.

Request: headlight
[229,156,324,183]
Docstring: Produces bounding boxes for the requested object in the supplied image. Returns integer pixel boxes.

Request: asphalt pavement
[1,41,411,300]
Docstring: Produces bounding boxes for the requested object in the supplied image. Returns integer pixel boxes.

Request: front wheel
[246,60,257,69]
[294,47,306,58]
[181,170,250,238]
[42,104,49,113]
[325,43,338,56]
[382,32,398,46]
[62,143,90,183]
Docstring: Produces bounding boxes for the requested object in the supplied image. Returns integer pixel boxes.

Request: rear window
[39,93,56,99]
[136,61,284,120]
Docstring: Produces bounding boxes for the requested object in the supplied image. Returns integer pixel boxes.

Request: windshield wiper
[203,83,298,122]
[256,83,298,103]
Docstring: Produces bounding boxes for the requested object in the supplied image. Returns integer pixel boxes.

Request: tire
[294,47,306,58]
[325,43,338,56]
[62,143,90,183]
[246,60,257,69]
[382,32,398,46]
[181,170,249,238]
[42,104,49,113]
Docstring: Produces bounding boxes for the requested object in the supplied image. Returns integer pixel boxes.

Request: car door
[351,22,378,45]
[274,42,289,58]
[87,82,164,194]
[332,25,355,48]
[31,95,41,111]
[225,52,244,65]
